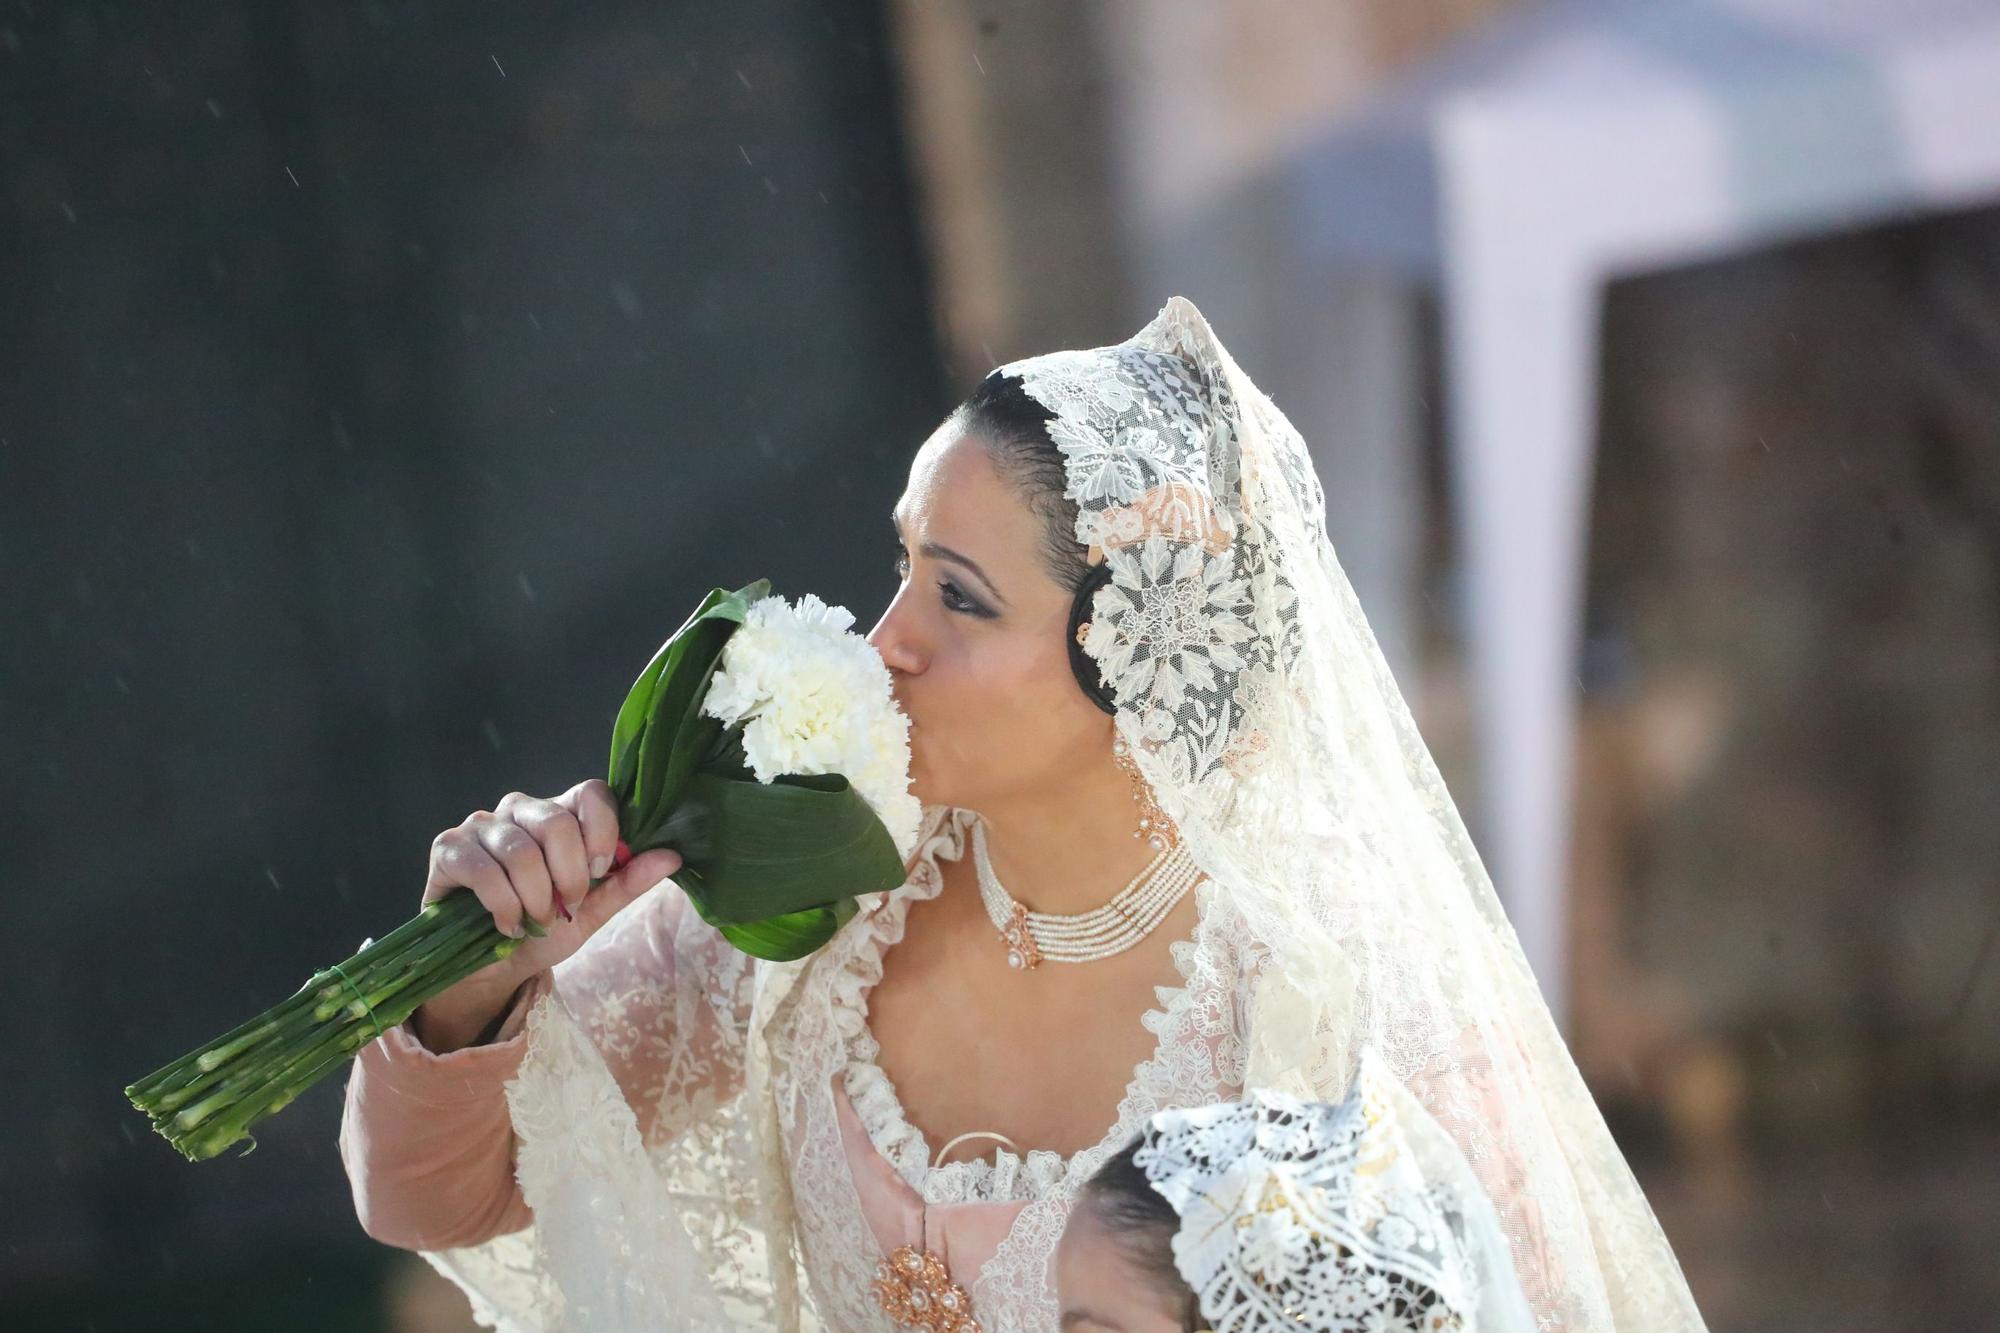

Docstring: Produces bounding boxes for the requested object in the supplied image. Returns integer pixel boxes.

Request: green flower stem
[128,892,535,1159]
[188,923,509,1123]
[145,1000,319,1110]
[307,896,488,1005]
[309,904,493,1021]
[154,958,367,1110]
[182,1029,370,1156]
[163,926,522,1158]
[145,901,511,1121]
[129,998,304,1100]
[220,929,519,1134]
[365,927,524,1029]
[155,1011,321,1120]
[128,893,496,1107]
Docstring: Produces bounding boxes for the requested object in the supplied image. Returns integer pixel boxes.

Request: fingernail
[590,854,610,879]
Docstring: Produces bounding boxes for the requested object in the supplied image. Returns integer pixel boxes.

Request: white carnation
[701,592,921,857]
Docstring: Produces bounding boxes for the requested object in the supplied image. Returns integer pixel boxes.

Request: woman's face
[866,421,1113,814]
[1054,1202,1192,1332]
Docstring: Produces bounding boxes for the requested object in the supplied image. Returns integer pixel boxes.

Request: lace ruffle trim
[828,804,1208,1207]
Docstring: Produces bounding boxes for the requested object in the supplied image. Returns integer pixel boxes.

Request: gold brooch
[872,1244,982,1332]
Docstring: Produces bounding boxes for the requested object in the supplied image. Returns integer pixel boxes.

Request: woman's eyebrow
[924,541,1008,606]
[891,510,1009,607]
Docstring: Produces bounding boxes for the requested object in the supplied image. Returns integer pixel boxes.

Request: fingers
[616,846,682,886]
[503,791,591,916]
[607,847,682,911]
[561,779,621,880]
[425,825,530,939]
[425,782,653,943]
[575,847,684,934]
[475,807,555,931]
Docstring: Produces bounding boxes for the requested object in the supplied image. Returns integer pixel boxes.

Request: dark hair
[1080,1137,1206,1332]
[951,370,1092,595]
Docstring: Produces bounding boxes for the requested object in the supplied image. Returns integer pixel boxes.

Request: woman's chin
[905,758,953,811]
[906,738,973,810]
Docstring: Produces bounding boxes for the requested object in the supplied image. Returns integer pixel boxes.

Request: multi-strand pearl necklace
[971,816,1202,969]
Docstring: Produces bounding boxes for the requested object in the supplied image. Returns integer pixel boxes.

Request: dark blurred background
[7,2,2000,1329]
[2,2,942,1326]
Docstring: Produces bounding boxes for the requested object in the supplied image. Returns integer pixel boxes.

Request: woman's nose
[866,595,925,675]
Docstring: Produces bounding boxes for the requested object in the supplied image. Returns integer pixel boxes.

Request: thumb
[576,847,682,933]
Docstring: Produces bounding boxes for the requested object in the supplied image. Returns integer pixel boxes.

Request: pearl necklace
[972,817,1202,969]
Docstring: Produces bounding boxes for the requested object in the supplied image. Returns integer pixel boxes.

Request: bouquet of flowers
[125,579,920,1161]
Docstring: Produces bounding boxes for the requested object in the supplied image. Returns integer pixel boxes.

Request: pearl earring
[1112,733,1177,852]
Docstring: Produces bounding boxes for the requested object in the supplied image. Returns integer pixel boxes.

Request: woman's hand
[410,779,682,1052]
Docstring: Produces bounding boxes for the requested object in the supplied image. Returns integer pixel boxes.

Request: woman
[1055,1053,1537,1333]
[339,298,1708,1331]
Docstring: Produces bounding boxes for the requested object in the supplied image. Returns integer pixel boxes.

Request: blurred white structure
[1276,0,2000,1021]
[891,0,2000,1023]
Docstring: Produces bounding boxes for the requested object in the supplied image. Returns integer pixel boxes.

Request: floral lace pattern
[1136,1054,1536,1332]
[1006,339,1304,798]
[418,881,773,1330]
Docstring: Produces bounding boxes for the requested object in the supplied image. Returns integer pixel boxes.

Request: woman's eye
[891,543,985,616]
[937,581,978,614]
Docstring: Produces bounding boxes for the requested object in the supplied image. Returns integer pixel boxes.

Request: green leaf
[615,579,769,834]
[719,898,860,962]
[655,769,904,924]
[607,625,683,799]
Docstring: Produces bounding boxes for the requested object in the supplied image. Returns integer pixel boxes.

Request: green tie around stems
[319,961,385,1040]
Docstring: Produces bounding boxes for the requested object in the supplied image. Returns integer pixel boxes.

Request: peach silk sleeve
[338,880,744,1251]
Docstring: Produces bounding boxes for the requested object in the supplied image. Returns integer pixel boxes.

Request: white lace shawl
[997,297,1710,1329]
[418,802,1261,1332]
